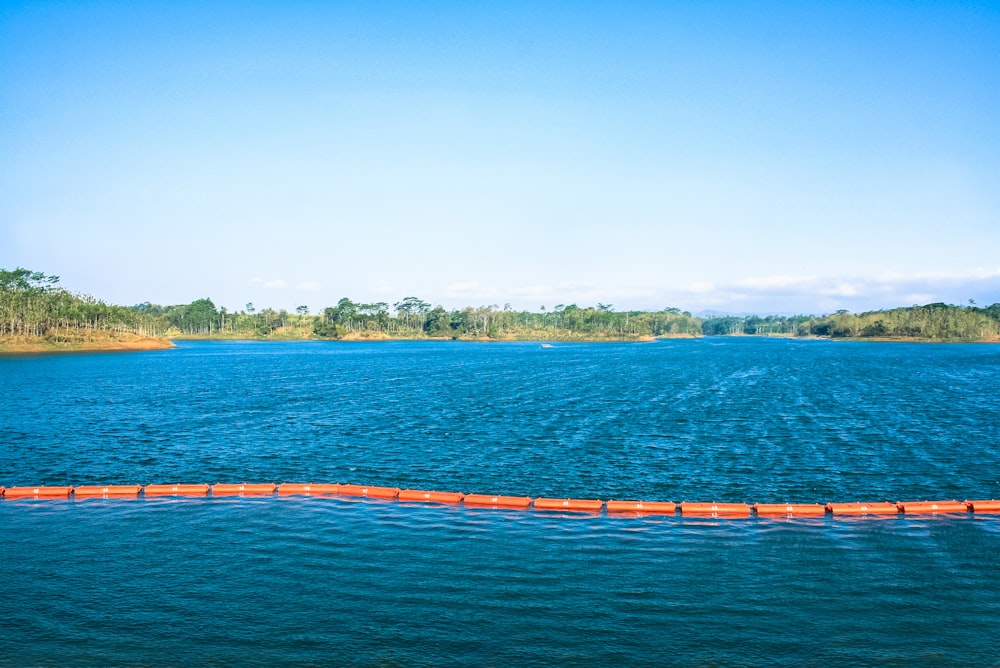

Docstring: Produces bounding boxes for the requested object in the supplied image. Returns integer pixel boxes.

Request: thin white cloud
[892,268,1000,283]
[817,282,862,298]
[296,281,321,291]
[508,285,557,301]
[902,293,936,304]
[676,268,1000,314]
[446,282,500,301]
[249,277,292,289]
[553,281,598,292]
[684,281,716,294]
[736,275,815,291]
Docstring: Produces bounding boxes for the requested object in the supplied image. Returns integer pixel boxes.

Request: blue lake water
[2,338,1000,665]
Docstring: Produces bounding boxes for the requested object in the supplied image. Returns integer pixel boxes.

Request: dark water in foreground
[2,339,1000,666]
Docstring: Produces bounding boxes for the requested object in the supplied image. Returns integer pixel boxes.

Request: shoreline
[0,333,176,355]
[171,333,699,344]
[4,332,999,354]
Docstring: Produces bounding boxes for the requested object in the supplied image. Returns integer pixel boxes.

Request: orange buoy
[606,500,677,516]
[965,499,1000,513]
[74,485,142,498]
[144,483,210,496]
[679,502,751,517]
[462,494,532,509]
[3,486,74,499]
[754,503,827,517]
[277,483,341,495]
[398,489,465,504]
[826,502,899,515]
[212,483,276,497]
[337,484,400,499]
[533,497,603,513]
[897,500,968,514]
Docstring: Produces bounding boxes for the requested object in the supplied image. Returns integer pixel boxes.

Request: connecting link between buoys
[965,499,1000,513]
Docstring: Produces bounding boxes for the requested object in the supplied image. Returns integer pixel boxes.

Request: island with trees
[2,267,998,353]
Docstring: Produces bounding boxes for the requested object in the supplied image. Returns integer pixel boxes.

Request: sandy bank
[0,333,175,354]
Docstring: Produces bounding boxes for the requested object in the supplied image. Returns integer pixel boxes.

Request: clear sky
[2,1,998,315]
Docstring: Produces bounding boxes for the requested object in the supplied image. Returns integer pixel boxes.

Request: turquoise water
[3,339,1000,665]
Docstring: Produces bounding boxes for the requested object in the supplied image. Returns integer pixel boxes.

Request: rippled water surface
[3,339,1000,666]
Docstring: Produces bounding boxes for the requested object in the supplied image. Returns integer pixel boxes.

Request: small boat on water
[540,343,554,348]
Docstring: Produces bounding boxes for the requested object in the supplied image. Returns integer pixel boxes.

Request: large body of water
[2,339,999,666]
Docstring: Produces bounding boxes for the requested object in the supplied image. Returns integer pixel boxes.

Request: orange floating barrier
[826,502,899,515]
[144,483,210,496]
[277,483,341,495]
[965,499,1000,513]
[398,489,465,504]
[3,486,74,499]
[754,503,827,517]
[212,483,276,497]
[680,502,751,517]
[533,497,603,513]
[463,494,533,509]
[606,500,677,516]
[74,485,142,498]
[337,484,400,499]
[897,500,968,514]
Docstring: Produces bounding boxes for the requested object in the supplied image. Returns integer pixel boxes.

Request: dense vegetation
[149,297,702,340]
[701,303,1000,341]
[3,267,999,347]
[0,268,166,339]
[0,268,701,342]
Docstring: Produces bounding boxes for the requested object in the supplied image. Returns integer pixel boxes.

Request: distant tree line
[151,296,702,340]
[701,303,1000,340]
[312,299,701,340]
[5,267,998,343]
[134,299,307,338]
[0,269,701,341]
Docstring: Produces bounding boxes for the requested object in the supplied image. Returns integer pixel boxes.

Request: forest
[0,268,165,339]
[700,304,1000,341]
[2,267,999,347]
[136,296,702,340]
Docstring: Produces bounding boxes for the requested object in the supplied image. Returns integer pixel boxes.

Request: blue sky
[2,1,998,315]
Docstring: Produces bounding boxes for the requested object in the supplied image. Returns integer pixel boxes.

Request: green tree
[423,306,453,338]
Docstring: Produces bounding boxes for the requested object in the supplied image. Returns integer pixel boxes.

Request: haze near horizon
[2,1,998,316]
